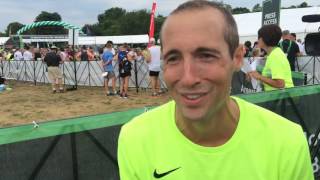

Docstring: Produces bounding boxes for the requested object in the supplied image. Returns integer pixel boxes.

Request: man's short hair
[290,33,296,38]
[161,0,239,57]
[282,30,290,36]
[106,43,112,48]
[258,24,282,47]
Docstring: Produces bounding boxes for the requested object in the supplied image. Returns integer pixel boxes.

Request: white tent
[235,6,320,43]
[0,37,9,45]
[78,34,149,45]
[21,34,149,45]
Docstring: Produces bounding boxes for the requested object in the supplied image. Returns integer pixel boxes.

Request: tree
[97,7,126,35]
[5,22,24,36]
[32,11,66,35]
[0,32,6,37]
[154,15,166,41]
[86,7,166,38]
[252,3,262,12]
[119,10,150,35]
[298,2,309,8]
[232,7,250,14]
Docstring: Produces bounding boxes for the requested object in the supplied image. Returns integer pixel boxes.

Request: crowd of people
[0,40,163,98]
[0,45,99,62]
[243,29,305,71]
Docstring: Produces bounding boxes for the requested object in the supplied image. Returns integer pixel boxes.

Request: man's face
[161,8,242,122]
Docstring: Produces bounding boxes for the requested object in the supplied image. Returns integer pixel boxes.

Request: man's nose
[180,58,200,87]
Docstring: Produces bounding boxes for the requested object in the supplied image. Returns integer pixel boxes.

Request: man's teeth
[186,95,201,99]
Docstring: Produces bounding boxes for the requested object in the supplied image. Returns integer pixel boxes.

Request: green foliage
[5,22,24,36]
[298,2,309,8]
[282,2,309,9]
[32,11,66,35]
[154,15,166,41]
[84,7,165,38]
[232,7,250,14]
[119,10,150,35]
[3,2,315,38]
[252,3,262,12]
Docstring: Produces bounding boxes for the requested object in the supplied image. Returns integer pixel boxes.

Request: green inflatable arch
[17,21,81,35]
[17,21,83,48]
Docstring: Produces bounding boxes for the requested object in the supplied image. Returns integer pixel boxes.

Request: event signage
[68,29,79,46]
[262,0,281,25]
[148,1,157,46]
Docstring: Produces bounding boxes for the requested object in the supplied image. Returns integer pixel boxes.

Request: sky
[0,0,319,33]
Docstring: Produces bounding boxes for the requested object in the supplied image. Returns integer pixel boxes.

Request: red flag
[148,1,157,47]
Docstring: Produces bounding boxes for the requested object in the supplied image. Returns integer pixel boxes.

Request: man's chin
[180,109,206,123]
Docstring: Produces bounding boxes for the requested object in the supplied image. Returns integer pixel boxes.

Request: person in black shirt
[279,30,300,71]
[244,41,252,57]
[44,46,64,93]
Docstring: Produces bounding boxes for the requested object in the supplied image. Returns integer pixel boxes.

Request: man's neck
[175,97,240,147]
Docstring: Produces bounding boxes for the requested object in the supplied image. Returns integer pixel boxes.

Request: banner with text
[262,0,281,25]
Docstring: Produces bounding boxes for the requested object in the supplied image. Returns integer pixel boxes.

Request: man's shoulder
[121,101,174,136]
[235,97,303,136]
[268,47,285,59]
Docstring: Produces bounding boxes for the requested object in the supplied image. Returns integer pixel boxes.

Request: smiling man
[117,1,313,179]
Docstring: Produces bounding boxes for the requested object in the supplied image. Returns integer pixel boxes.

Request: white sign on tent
[68,29,79,45]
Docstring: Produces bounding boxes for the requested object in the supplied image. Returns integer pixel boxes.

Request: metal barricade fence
[0,59,167,90]
[1,56,318,91]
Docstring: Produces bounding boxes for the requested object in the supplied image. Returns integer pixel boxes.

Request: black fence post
[72,28,78,90]
[134,59,139,93]
[304,73,308,85]
[33,60,36,85]
[0,59,3,76]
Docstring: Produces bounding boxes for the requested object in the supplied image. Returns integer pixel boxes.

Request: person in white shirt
[14,49,23,61]
[147,38,162,96]
[296,39,305,56]
[23,46,33,61]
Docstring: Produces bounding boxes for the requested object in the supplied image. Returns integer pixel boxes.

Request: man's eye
[165,56,180,64]
[198,53,216,61]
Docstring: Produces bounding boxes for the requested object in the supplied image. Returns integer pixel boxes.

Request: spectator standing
[147,38,162,96]
[34,48,42,61]
[59,47,68,62]
[296,39,305,55]
[104,40,116,55]
[76,46,89,61]
[244,41,252,57]
[101,43,117,96]
[87,46,95,61]
[23,46,33,61]
[44,46,64,93]
[249,25,294,91]
[14,48,23,61]
[279,30,300,71]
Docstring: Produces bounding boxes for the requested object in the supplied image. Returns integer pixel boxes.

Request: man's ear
[232,44,245,72]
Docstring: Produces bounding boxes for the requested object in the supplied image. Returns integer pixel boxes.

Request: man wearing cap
[44,46,64,93]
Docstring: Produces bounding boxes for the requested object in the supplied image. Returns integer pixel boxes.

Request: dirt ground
[0,81,171,128]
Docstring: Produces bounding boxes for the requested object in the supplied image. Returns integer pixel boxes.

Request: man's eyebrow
[193,47,221,55]
[163,49,180,59]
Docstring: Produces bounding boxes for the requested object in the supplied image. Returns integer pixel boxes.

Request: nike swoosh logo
[153,167,180,178]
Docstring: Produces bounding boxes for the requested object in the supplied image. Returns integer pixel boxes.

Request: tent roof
[78,34,149,45]
[20,34,149,45]
[234,6,320,37]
